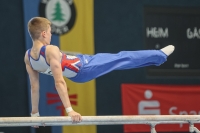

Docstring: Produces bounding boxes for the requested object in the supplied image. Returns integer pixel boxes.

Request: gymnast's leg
[70,45,174,83]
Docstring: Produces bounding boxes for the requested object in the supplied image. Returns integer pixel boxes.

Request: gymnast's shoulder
[45,45,61,57]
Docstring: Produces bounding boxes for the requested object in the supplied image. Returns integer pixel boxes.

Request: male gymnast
[24,17,175,123]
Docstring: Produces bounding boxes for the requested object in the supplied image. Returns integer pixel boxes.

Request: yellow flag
[60,0,96,133]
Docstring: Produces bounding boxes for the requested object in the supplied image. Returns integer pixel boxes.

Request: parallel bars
[0,115,200,133]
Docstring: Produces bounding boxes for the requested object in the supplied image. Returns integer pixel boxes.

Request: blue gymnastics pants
[69,50,167,83]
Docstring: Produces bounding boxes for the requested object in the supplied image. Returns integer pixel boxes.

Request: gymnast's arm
[46,45,82,122]
[24,52,40,115]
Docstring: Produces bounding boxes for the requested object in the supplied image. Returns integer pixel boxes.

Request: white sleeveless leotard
[28,46,82,78]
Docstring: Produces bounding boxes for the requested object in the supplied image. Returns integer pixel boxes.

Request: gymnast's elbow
[30,84,39,91]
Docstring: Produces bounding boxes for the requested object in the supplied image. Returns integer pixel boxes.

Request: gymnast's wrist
[30,112,40,117]
[65,107,73,113]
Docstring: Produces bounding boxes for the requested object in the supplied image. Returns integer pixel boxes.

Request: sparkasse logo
[39,0,76,35]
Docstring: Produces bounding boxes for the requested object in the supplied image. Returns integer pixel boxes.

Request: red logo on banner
[47,87,77,116]
[121,84,200,132]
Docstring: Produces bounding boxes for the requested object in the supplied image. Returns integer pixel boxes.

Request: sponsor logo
[146,27,169,38]
[39,0,76,35]
[187,27,200,39]
[138,90,160,115]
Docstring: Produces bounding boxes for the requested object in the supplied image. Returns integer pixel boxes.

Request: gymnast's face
[45,25,52,45]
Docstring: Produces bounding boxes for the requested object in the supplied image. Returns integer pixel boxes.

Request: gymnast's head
[28,17,52,45]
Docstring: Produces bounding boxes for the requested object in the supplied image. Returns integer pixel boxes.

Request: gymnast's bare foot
[160,45,175,56]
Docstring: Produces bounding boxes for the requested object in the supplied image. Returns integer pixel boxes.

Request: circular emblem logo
[39,0,76,35]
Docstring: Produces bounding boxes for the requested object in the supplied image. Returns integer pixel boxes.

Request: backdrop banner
[122,84,200,132]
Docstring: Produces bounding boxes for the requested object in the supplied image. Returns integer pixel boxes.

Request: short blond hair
[28,17,51,40]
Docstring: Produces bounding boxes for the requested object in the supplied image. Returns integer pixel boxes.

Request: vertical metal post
[150,123,157,133]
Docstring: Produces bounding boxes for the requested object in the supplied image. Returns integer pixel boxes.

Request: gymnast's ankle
[160,45,175,56]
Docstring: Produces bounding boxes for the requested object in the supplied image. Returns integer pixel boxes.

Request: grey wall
[94,0,200,133]
[0,0,29,133]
